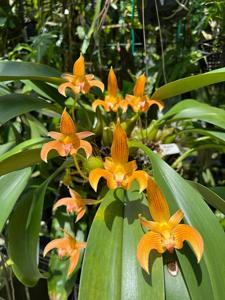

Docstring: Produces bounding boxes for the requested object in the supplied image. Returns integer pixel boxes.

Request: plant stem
[73,155,88,181]
[171,148,195,169]
[81,0,102,53]
[0,252,12,300]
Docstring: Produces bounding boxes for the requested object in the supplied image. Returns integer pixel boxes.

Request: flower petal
[169,210,184,228]
[40,141,66,162]
[77,242,87,249]
[111,122,129,163]
[48,131,64,140]
[89,168,117,191]
[76,208,86,222]
[92,99,110,112]
[58,82,80,97]
[82,80,91,94]
[139,214,155,230]
[89,79,105,93]
[147,177,170,223]
[126,170,148,192]
[137,231,165,274]
[60,110,76,135]
[53,197,74,211]
[173,224,204,263]
[85,74,94,80]
[139,215,165,233]
[134,74,146,97]
[67,249,80,276]
[108,67,118,97]
[78,140,93,158]
[147,99,164,111]
[124,160,137,174]
[125,96,139,112]
[43,238,68,257]
[83,199,100,205]
[118,99,128,113]
[69,188,81,199]
[73,54,85,77]
[62,73,74,82]
[76,131,94,140]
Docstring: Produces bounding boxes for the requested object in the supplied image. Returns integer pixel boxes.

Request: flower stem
[73,154,89,181]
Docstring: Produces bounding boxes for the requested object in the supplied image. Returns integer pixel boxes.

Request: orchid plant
[0,54,225,300]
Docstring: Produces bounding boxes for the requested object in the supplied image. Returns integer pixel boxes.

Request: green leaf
[8,190,43,286]
[79,186,164,300]
[178,129,225,143]
[210,187,225,201]
[22,80,65,106]
[161,100,225,130]
[129,142,225,299]
[152,67,225,100]
[0,61,62,84]
[0,142,15,155]
[8,163,67,287]
[26,114,48,138]
[31,80,65,106]
[0,149,42,176]
[164,262,190,300]
[0,138,46,162]
[0,168,31,232]
[0,94,52,125]
[189,181,225,214]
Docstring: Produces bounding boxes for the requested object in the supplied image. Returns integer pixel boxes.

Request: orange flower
[41,109,93,162]
[125,75,164,112]
[58,54,104,96]
[53,188,96,222]
[92,67,127,112]
[43,232,86,276]
[89,122,148,192]
[137,178,204,274]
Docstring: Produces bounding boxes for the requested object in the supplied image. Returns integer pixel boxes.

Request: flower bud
[84,156,104,172]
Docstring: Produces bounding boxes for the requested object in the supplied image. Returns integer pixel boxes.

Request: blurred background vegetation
[1,0,225,101]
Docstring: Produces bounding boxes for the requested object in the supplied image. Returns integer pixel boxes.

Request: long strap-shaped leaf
[0,168,31,233]
[79,187,164,300]
[0,61,63,84]
[160,99,225,130]
[129,142,225,299]
[151,67,225,100]
[0,93,53,125]
[8,161,68,287]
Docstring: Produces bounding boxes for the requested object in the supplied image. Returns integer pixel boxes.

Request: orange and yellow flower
[58,54,104,96]
[89,122,148,192]
[43,232,86,276]
[137,178,204,274]
[41,109,93,162]
[125,74,164,112]
[92,67,127,112]
[53,188,96,222]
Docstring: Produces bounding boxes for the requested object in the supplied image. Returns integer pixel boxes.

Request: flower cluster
[41,55,203,277]
[58,54,164,113]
